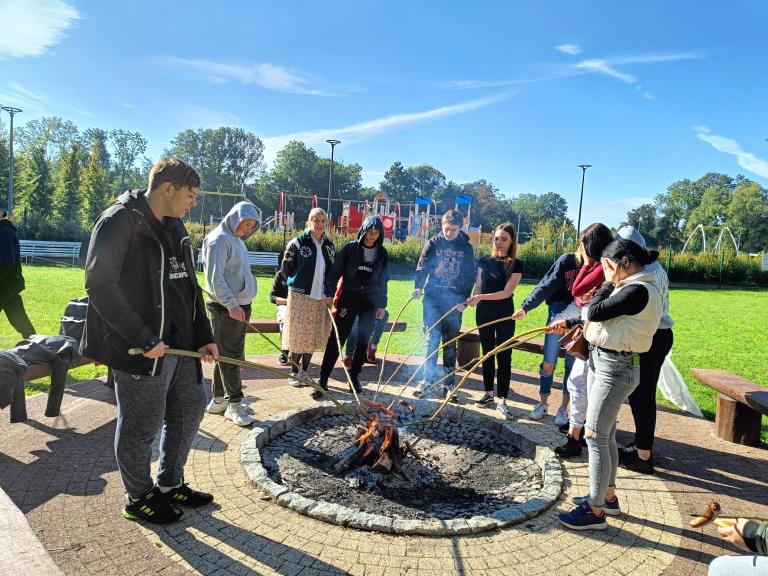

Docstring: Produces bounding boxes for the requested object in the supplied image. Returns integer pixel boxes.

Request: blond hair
[306,207,328,230]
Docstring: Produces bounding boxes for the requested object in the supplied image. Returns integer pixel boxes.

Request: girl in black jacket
[315,216,389,398]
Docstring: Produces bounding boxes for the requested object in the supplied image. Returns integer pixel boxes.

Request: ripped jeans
[586,347,640,507]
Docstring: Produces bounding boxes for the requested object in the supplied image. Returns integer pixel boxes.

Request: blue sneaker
[559,500,607,531]
[572,494,621,516]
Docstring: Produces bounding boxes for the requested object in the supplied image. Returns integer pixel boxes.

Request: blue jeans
[708,555,768,576]
[586,348,640,507]
[422,292,464,388]
[345,309,390,355]
[540,302,575,396]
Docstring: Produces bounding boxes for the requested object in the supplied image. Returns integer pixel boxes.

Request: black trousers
[629,328,674,450]
[0,293,35,338]
[320,291,378,382]
[478,316,516,399]
[208,303,251,403]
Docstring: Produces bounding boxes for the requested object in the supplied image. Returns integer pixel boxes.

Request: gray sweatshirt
[202,201,260,309]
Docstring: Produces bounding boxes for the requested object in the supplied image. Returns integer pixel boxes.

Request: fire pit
[241,399,562,535]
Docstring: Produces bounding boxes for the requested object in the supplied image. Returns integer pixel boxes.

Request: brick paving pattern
[1,355,765,575]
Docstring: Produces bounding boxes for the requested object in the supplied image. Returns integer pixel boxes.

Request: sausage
[689,501,722,528]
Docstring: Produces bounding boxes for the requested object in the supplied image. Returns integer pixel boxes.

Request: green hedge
[186,227,767,286]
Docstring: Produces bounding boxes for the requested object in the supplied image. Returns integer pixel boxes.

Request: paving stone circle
[241,397,563,535]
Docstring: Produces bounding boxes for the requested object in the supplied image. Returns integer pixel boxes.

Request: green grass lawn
[2,265,766,441]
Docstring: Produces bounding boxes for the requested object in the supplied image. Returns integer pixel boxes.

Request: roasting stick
[380,311,524,404]
[379,303,465,391]
[372,295,416,400]
[408,327,549,448]
[200,288,317,388]
[387,324,549,411]
[326,308,362,407]
[689,500,768,528]
[126,347,359,417]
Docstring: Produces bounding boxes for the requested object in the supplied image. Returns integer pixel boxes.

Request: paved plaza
[1,355,766,575]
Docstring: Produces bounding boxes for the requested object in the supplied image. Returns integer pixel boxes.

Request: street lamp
[325,139,341,219]
[576,163,591,237]
[1,106,22,211]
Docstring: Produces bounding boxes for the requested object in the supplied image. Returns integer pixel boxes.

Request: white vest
[584,271,663,354]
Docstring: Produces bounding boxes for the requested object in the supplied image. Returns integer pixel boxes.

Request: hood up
[357,215,385,248]
[221,201,261,241]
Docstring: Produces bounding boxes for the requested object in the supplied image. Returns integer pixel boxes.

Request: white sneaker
[225,403,253,427]
[554,407,569,426]
[206,397,227,414]
[288,373,303,387]
[496,402,513,420]
[529,403,548,420]
[413,380,431,398]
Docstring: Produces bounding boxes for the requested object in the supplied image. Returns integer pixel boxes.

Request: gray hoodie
[202,201,260,309]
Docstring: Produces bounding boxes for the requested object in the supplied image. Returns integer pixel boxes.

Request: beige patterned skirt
[283,290,332,354]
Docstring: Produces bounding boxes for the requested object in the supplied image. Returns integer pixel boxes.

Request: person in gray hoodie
[202,201,260,426]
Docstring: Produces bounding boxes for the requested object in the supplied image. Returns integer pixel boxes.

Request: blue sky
[1,0,767,226]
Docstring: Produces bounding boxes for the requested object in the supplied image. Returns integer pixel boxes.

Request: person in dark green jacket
[708,518,768,575]
[0,210,35,338]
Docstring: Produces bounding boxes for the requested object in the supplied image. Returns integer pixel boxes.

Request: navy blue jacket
[324,216,389,308]
[520,253,579,312]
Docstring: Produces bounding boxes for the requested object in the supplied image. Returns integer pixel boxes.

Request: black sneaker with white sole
[123,486,183,524]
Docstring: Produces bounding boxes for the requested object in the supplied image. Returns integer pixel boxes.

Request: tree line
[0,115,764,251]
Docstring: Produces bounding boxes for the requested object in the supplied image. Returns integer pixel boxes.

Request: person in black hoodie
[316,216,389,399]
[82,158,218,526]
[413,210,475,400]
[0,209,35,338]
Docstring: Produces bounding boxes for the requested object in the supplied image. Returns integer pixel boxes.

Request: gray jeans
[113,356,207,498]
[586,348,640,507]
[708,555,768,575]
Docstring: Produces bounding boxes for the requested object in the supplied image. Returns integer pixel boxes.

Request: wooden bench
[691,368,768,446]
[19,240,81,266]
[456,327,566,366]
[248,319,407,333]
[197,250,280,271]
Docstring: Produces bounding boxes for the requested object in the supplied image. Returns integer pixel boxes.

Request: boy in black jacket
[316,216,389,398]
[82,158,218,525]
[413,210,475,400]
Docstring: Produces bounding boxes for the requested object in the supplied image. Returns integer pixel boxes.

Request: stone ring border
[240,399,563,536]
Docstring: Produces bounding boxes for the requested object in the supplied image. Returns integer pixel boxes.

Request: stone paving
[1,354,766,576]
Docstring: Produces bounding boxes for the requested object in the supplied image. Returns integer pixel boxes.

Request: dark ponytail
[602,239,658,267]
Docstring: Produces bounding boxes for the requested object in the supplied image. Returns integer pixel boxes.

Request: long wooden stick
[409,327,549,448]
[372,295,415,400]
[326,308,361,407]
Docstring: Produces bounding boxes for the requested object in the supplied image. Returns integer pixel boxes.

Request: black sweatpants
[478,316,516,399]
[320,291,379,381]
[628,328,674,450]
[0,293,36,338]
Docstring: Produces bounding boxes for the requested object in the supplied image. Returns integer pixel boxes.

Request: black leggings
[478,317,516,399]
[629,328,674,451]
[320,291,379,381]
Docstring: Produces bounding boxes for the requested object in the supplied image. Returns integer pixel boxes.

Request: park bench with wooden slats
[18,240,82,266]
[197,250,280,271]
[456,327,565,366]
[248,320,407,333]
[691,368,767,447]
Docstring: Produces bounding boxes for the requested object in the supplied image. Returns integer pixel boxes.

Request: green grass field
[2,265,766,441]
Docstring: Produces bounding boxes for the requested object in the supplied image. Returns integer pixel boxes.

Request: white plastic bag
[657,355,703,417]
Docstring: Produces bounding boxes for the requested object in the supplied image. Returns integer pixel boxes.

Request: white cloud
[262,92,512,165]
[694,126,768,179]
[556,44,582,55]
[154,57,336,96]
[0,82,48,113]
[0,0,79,58]
[574,59,637,84]
[171,105,241,129]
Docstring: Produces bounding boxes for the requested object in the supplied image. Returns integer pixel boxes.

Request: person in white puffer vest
[552,239,662,531]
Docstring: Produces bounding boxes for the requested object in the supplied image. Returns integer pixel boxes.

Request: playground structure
[337,194,402,242]
[681,224,741,255]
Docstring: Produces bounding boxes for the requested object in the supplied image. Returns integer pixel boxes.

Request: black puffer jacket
[0,219,25,305]
[81,190,213,376]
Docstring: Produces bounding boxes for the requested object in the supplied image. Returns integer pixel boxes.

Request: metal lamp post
[325,139,341,219]
[576,163,591,237]
[1,106,22,211]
